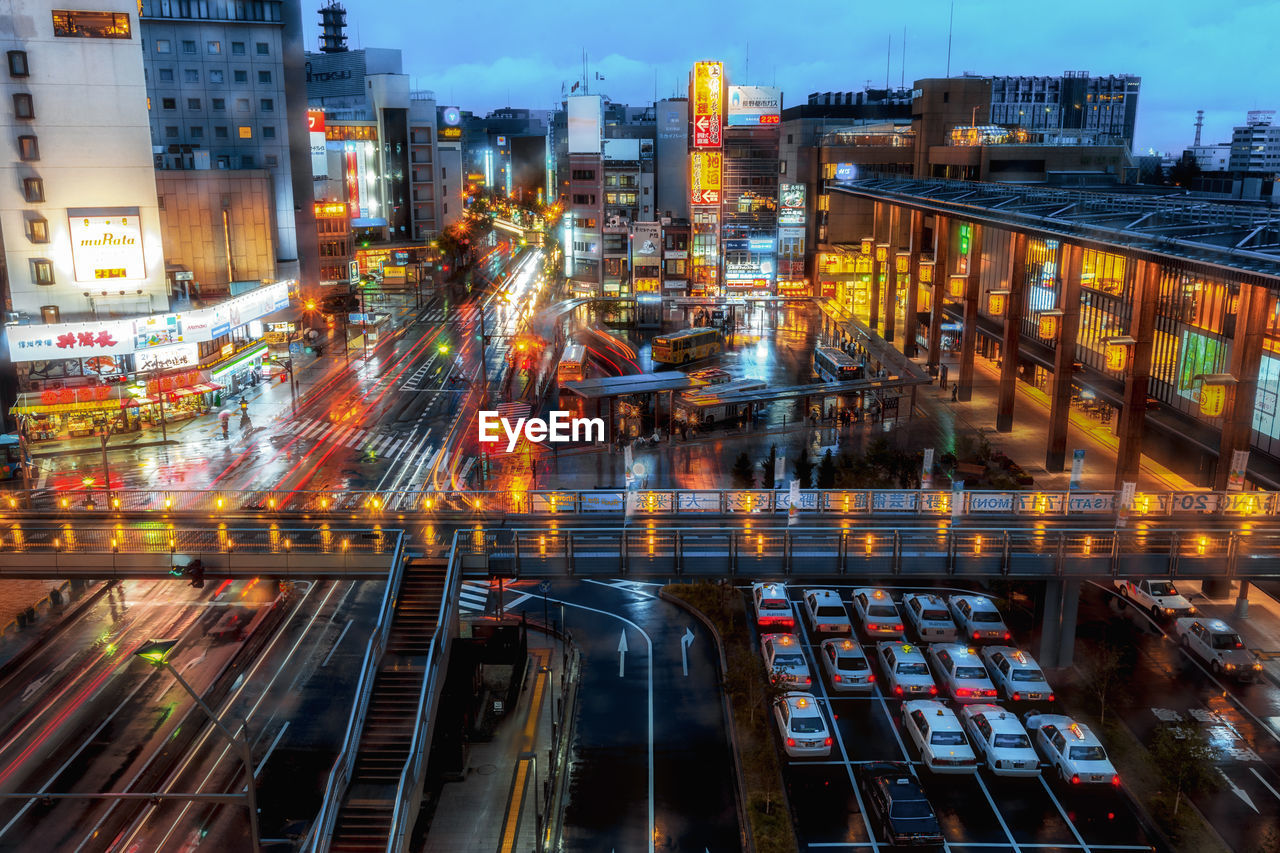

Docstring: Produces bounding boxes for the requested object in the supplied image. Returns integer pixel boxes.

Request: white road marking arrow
[1219,767,1259,813]
[618,629,628,678]
[681,627,695,677]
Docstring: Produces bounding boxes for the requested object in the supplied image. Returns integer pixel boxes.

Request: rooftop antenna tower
[1194,109,1204,146]
[946,1,954,77]
[317,1,347,53]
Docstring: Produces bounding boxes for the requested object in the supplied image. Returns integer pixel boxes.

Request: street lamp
[135,639,261,853]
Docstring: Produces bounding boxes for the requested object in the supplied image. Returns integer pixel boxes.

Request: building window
[51,10,131,39]
[214,125,228,138]
[259,98,273,111]
[24,216,48,243]
[184,69,198,82]
[165,125,178,137]
[265,155,278,167]
[241,154,254,167]
[22,177,44,202]
[161,97,175,110]
[234,69,247,83]
[158,67,173,81]
[187,97,201,110]
[238,125,252,139]
[7,50,29,77]
[181,39,195,53]
[217,156,230,168]
[13,93,34,119]
[154,38,170,53]
[257,70,271,84]
[209,69,223,84]
[236,98,249,111]
[231,41,245,55]
[212,97,225,110]
[190,126,203,138]
[30,259,54,285]
[207,40,220,54]
[261,125,275,138]
[17,135,39,161]
[255,42,269,55]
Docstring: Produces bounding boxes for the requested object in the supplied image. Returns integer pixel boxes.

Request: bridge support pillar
[996,230,1027,432]
[904,209,923,358]
[884,205,900,344]
[1114,258,1160,489]
[956,223,983,403]
[1046,244,1083,472]
[1214,281,1270,490]
[869,202,884,334]
[927,216,949,369]
[1039,578,1081,669]
[1235,580,1251,620]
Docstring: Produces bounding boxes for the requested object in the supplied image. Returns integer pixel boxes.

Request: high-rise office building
[1229,111,1280,172]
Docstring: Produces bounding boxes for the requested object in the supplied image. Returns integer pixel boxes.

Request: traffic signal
[187,559,205,589]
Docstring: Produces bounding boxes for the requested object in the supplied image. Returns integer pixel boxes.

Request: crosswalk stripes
[459,581,489,614]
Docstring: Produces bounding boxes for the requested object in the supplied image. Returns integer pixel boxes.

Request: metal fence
[452,526,1280,580]
[3,487,1278,519]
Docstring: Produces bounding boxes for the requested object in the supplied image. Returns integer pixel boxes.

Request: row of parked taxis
[753,582,1120,789]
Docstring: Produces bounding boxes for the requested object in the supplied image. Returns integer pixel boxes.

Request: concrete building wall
[154,170,277,296]
[655,98,688,220]
[1,0,169,321]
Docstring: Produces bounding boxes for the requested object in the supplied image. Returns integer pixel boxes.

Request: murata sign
[67,207,145,282]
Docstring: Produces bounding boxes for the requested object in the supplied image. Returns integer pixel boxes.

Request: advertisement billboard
[779,183,806,225]
[1176,330,1224,403]
[67,207,145,282]
[307,109,327,178]
[7,319,135,361]
[689,150,722,205]
[631,222,661,267]
[834,163,857,181]
[692,61,724,148]
[136,343,200,373]
[567,95,603,154]
[727,85,781,126]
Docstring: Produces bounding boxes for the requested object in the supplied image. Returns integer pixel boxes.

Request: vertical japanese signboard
[689,151,723,206]
[307,109,327,178]
[692,61,723,148]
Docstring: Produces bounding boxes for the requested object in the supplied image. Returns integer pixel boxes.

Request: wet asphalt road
[501,579,740,853]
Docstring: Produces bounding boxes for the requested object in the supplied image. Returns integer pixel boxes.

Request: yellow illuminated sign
[689,150,722,206]
[692,61,723,148]
[314,202,347,218]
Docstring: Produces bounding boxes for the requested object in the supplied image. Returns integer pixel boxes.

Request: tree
[759,445,778,490]
[1151,722,1218,817]
[816,449,837,489]
[731,451,755,489]
[1169,150,1202,189]
[1082,642,1124,726]
[792,445,814,488]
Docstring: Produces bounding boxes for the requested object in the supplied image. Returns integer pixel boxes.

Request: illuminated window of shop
[17,134,38,161]
[1080,249,1126,297]
[238,126,252,139]
[22,176,43,202]
[7,50,29,77]
[30,258,53,285]
[13,93,34,119]
[52,10,131,39]
[24,215,48,243]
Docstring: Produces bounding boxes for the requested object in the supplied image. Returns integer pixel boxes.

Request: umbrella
[219,411,232,421]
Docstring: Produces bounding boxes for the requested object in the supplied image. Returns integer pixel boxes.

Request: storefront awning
[12,398,130,416]
[125,396,156,406]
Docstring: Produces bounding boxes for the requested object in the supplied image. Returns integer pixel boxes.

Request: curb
[0,579,111,686]
[659,586,756,853]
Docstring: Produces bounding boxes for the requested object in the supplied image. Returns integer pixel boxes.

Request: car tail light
[973,632,981,640]
[1111,775,1121,787]
[894,623,904,631]
[834,675,842,682]
[1004,632,1012,640]
[868,674,876,683]
[803,677,811,685]
[928,685,938,695]
[895,685,904,695]
[981,689,996,697]
[1012,692,1021,701]
[1071,774,1080,785]
[1048,693,1056,702]
[956,688,972,697]
[787,737,796,747]
[824,737,833,747]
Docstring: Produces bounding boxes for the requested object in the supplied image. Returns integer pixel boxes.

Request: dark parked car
[855,761,944,848]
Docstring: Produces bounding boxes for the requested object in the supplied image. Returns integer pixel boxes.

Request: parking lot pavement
[742,585,1154,852]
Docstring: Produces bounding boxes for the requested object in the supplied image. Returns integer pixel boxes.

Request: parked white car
[949,595,1012,643]
[761,633,812,688]
[927,644,998,702]
[1115,579,1195,619]
[802,589,853,634]
[1025,713,1119,787]
[959,704,1039,777]
[852,588,904,639]
[752,582,795,629]
[902,700,979,774]
[981,646,1055,703]
[773,692,832,758]
[901,593,959,643]
[818,638,876,692]
[876,641,938,698]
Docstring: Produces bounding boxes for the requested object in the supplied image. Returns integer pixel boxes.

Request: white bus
[674,378,767,428]
[557,344,589,383]
[814,346,861,382]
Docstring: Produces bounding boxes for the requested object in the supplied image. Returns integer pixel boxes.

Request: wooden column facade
[904,209,924,358]
[928,216,950,367]
[996,231,1028,432]
[869,202,883,333]
[1114,259,1161,489]
[1046,243,1083,472]
[1213,281,1272,490]
[883,205,900,343]
[956,223,983,402]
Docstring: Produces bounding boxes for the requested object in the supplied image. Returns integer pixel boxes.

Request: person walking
[951,384,959,403]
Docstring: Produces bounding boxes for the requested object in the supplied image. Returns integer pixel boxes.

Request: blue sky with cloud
[308,0,1279,154]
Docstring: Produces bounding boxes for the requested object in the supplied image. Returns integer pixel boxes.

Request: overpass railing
[2,487,1276,519]
[307,532,409,852]
[454,525,1280,580]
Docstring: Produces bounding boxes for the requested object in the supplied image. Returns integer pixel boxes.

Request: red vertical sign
[692,61,723,148]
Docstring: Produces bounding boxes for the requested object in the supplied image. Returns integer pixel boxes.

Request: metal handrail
[306,533,408,852]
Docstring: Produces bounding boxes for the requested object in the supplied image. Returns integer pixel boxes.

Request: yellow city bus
[651,328,724,365]
[557,344,589,383]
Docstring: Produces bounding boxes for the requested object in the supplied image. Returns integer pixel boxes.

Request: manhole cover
[476,764,497,776]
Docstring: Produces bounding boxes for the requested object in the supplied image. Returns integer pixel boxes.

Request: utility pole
[100,427,112,502]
